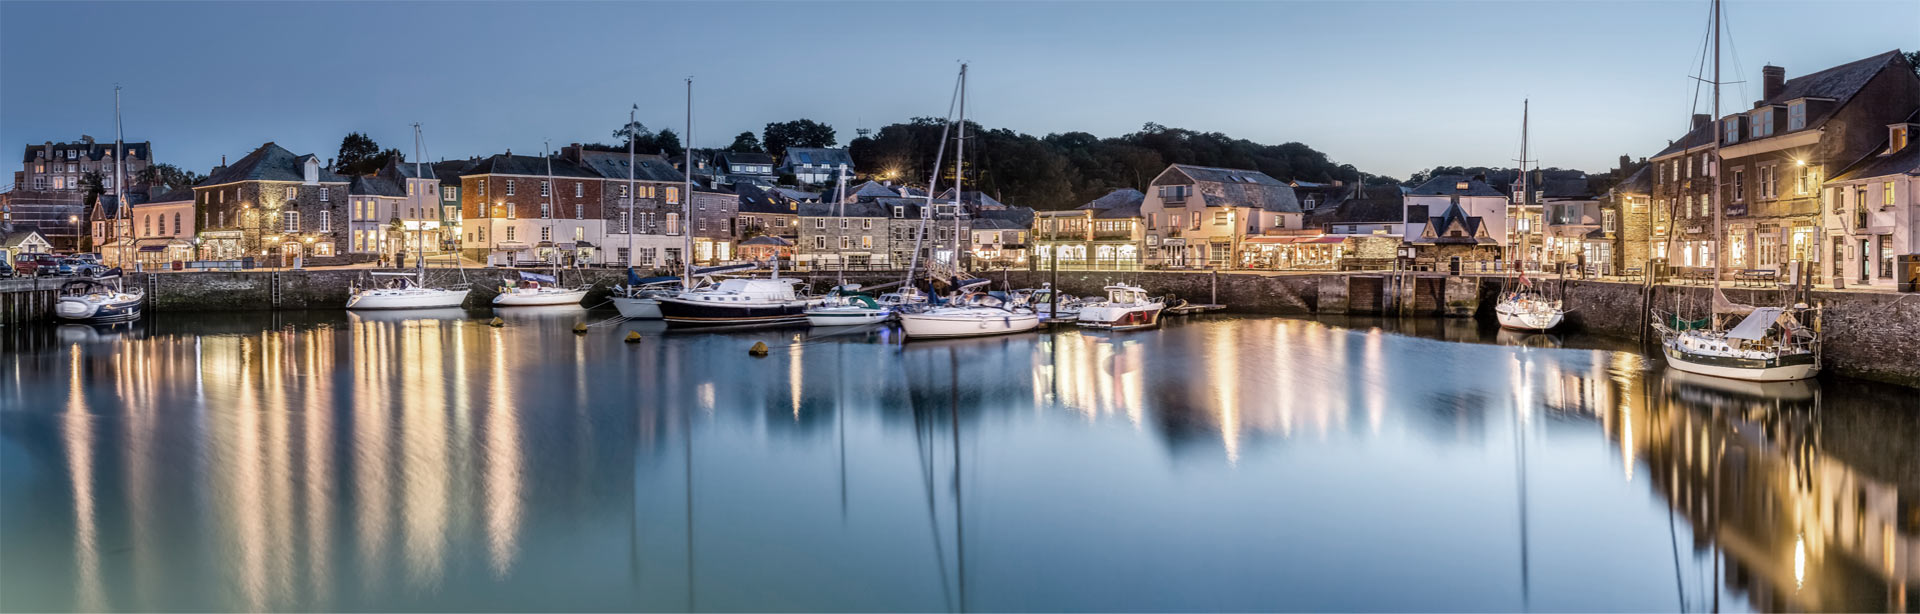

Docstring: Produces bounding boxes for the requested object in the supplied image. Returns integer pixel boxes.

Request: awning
[573,241,595,248]
[493,242,530,251]
[535,241,555,248]
[1243,236,1344,245]
[137,245,168,252]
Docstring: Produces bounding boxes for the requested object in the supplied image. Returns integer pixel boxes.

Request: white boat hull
[611,296,663,319]
[1077,304,1164,331]
[806,306,891,327]
[55,293,143,323]
[1662,346,1819,382]
[493,288,588,306]
[899,310,1040,339]
[346,288,468,310]
[1494,300,1563,331]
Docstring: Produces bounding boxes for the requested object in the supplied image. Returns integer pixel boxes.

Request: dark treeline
[850,120,1387,210]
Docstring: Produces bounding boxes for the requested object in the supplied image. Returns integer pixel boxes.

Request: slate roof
[432,160,476,182]
[770,187,821,201]
[1831,109,1920,182]
[848,180,902,201]
[571,150,685,183]
[1307,184,1406,226]
[1164,165,1302,212]
[970,217,1027,230]
[23,141,152,163]
[937,189,1007,209]
[350,175,406,197]
[1408,174,1506,197]
[798,201,888,218]
[1414,203,1493,245]
[1617,165,1652,195]
[386,157,436,180]
[1537,177,1595,200]
[735,184,798,215]
[142,186,195,204]
[1652,121,1717,158]
[973,206,1035,227]
[464,153,601,179]
[1077,188,1145,211]
[1655,50,1909,157]
[200,142,350,186]
[780,147,853,170]
[715,151,776,168]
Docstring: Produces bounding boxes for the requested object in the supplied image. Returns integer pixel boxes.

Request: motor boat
[347,272,469,310]
[493,270,589,307]
[609,268,683,319]
[1013,283,1082,323]
[806,285,892,327]
[1076,284,1164,331]
[898,280,1040,339]
[1494,290,1565,332]
[878,286,931,309]
[53,273,142,323]
[658,276,817,327]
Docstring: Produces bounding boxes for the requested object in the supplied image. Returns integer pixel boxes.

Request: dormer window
[1891,125,1911,154]
[1455,182,1470,191]
[1723,117,1741,144]
[1751,108,1775,138]
[1787,102,1807,131]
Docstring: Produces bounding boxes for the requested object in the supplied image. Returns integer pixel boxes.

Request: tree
[79,171,105,209]
[648,128,685,159]
[1905,50,1920,78]
[613,120,651,148]
[761,119,836,160]
[726,131,763,153]
[135,163,206,190]
[336,132,384,175]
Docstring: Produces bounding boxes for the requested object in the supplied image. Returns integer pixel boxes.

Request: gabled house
[12,137,153,249]
[193,142,352,265]
[1034,188,1145,268]
[1138,164,1301,268]
[1408,201,1501,272]
[1823,108,1920,289]
[128,186,196,267]
[88,190,137,264]
[1403,175,1508,271]
[2,225,53,264]
[779,148,854,186]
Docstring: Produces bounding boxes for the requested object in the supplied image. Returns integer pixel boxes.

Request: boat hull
[54,295,142,323]
[658,298,811,327]
[806,306,891,327]
[1661,344,1819,382]
[1494,301,1564,332]
[346,288,468,310]
[611,296,663,319]
[493,288,588,307]
[1077,305,1163,331]
[899,311,1040,339]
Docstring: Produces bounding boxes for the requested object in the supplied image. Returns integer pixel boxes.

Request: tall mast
[682,77,694,290]
[1709,0,1724,305]
[628,104,637,267]
[414,122,425,277]
[834,163,848,287]
[953,63,967,277]
[113,86,125,262]
[545,139,558,279]
[902,67,962,290]
[1520,99,1530,266]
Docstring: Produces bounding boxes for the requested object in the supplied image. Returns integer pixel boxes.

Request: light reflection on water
[0,312,1914,612]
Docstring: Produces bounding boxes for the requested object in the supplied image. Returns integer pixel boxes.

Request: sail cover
[1725,306,1786,341]
[519,271,557,284]
[1711,288,1755,315]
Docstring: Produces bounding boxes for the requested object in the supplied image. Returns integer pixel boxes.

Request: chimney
[505,148,512,156]
[221,155,227,166]
[1692,113,1711,131]
[1762,65,1785,101]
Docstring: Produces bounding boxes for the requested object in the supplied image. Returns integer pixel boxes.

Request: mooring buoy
[625,331,643,343]
[488,317,505,327]
[573,323,589,334]
[748,341,769,356]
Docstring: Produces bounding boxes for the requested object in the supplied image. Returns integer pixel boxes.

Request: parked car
[0,261,13,278]
[72,253,102,264]
[57,258,108,277]
[16,255,61,276]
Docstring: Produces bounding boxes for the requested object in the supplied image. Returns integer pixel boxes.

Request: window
[574,226,584,241]
[1158,185,1190,202]
[1732,168,1745,201]
[639,247,657,264]
[861,236,873,249]
[507,203,516,219]
[320,187,329,200]
[839,236,850,250]
[540,203,551,218]
[319,210,331,232]
[1886,181,1897,208]
[505,226,516,241]
[506,180,516,196]
[1603,210,1616,233]
[666,212,680,234]
[52,176,65,190]
[143,215,151,236]
[173,213,181,234]
[814,236,827,249]
[407,181,414,196]
[1759,166,1776,198]
[479,181,487,196]
[444,186,457,200]
[282,211,300,232]
[1752,108,1774,138]
[1788,102,1806,131]
[574,182,584,198]
[541,227,552,242]
[1685,156,1692,178]
[1724,118,1740,144]
[815,219,826,229]
[1189,213,1201,230]
[312,242,334,257]
[1796,165,1814,196]
[538,180,551,197]
[1683,195,1693,219]
[1213,211,1229,225]
[574,204,583,219]
[285,186,297,200]
[893,206,905,218]
[666,187,680,204]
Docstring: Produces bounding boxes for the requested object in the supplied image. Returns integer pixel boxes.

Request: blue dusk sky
[3,1,1915,181]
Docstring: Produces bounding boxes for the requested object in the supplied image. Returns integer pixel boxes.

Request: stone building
[1648,116,1718,270]
[10,137,152,250]
[1606,165,1654,273]
[560,145,686,267]
[346,175,406,259]
[1034,188,1146,269]
[735,183,800,245]
[688,187,739,265]
[797,201,889,269]
[193,142,351,265]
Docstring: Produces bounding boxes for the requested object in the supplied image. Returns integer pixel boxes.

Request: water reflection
[0,312,1913,612]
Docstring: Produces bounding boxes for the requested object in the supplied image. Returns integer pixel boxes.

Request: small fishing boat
[806,285,892,327]
[493,270,589,307]
[1076,284,1164,331]
[609,268,683,319]
[54,273,143,323]
[898,279,1040,339]
[347,272,469,310]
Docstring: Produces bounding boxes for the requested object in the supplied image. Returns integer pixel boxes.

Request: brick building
[10,137,152,250]
[458,153,604,266]
[560,145,686,267]
[193,142,351,265]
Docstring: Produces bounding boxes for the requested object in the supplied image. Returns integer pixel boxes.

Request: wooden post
[1049,254,1059,319]
[1210,270,1218,305]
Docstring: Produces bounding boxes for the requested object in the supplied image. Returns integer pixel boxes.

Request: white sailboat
[1076,284,1165,331]
[899,279,1040,339]
[349,124,470,310]
[1652,0,1821,382]
[1494,100,1565,332]
[55,273,143,323]
[493,140,590,307]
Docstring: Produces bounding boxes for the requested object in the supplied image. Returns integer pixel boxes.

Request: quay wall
[2,269,1915,385]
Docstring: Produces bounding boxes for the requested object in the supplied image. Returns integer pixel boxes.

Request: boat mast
[902,67,963,291]
[1520,98,1530,270]
[682,77,694,290]
[113,86,125,265]
[545,139,559,281]
[628,104,637,270]
[1709,0,1725,320]
[834,163,848,288]
[952,63,967,279]
[414,122,426,280]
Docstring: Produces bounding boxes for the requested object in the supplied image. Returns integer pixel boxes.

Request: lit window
[282,210,300,232]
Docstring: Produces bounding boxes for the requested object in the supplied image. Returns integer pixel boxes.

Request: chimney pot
[1762,65,1785,101]
[1692,113,1711,131]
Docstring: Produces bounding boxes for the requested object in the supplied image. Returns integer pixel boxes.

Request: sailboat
[807,164,893,326]
[1651,0,1821,382]
[896,64,1038,340]
[608,104,674,319]
[348,124,471,310]
[1494,100,1566,332]
[60,87,146,324]
[493,140,590,307]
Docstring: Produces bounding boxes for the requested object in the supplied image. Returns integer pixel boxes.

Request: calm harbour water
[1,310,1914,612]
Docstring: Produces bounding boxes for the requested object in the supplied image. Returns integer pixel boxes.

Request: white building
[1403,175,1511,248]
[1823,115,1918,289]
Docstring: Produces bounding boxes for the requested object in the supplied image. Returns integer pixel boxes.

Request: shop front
[1239,235,1346,270]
